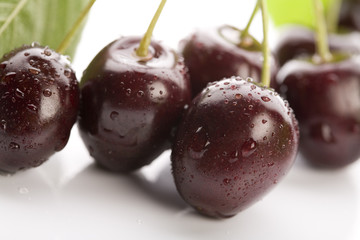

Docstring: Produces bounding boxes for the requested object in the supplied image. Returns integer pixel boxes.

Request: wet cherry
[277,55,360,168]
[180,25,278,97]
[277,0,360,168]
[171,77,299,217]
[275,26,360,67]
[78,0,191,172]
[0,44,79,173]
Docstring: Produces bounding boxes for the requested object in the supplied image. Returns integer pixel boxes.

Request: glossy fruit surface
[277,56,360,168]
[339,0,360,31]
[79,36,191,172]
[275,26,360,67]
[180,25,278,97]
[0,44,79,173]
[171,77,299,218]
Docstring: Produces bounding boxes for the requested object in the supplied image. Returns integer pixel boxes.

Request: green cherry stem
[57,0,96,55]
[241,1,259,41]
[136,0,167,58]
[326,0,342,33]
[313,0,332,63]
[259,0,270,88]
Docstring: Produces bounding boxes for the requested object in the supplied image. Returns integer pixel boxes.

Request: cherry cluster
[275,0,360,168]
[0,0,358,218]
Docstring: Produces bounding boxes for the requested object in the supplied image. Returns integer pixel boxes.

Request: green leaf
[0,0,89,59]
[267,0,334,28]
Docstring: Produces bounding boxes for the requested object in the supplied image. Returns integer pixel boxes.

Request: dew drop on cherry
[110,111,119,120]
[9,142,20,150]
[261,96,271,102]
[43,89,52,97]
[241,138,257,158]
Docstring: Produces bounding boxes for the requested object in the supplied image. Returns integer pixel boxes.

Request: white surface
[1,1,360,239]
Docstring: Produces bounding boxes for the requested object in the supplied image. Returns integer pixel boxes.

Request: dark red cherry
[275,26,360,67]
[339,0,360,31]
[78,36,191,173]
[180,25,278,97]
[171,77,299,218]
[277,55,360,168]
[0,44,79,173]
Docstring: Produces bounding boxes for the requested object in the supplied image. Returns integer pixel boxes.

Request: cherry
[277,56,360,168]
[180,12,278,97]
[339,0,360,31]
[277,0,360,168]
[171,0,299,218]
[78,0,191,172]
[171,77,299,218]
[0,0,94,173]
[0,44,79,173]
[275,26,360,67]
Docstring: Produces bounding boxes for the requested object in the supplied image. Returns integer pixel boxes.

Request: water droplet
[43,48,51,56]
[195,127,203,133]
[31,42,40,47]
[15,88,25,98]
[27,104,38,112]
[64,69,71,77]
[24,52,30,57]
[126,88,131,96]
[224,99,229,104]
[28,67,40,75]
[261,96,271,102]
[250,85,256,90]
[235,93,242,99]
[188,147,207,159]
[262,119,268,124]
[43,89,52,97]
[248,105,254,110]
[9,142,20,150]
[267,162,275,167]
[0,61,7,69]
[0,120,6,131]
[223,178,231,185]
[18,187,29,194]
[3,72,16,82]
[110,111,119,120]
[241,138,257,158]
[137,90,144,97]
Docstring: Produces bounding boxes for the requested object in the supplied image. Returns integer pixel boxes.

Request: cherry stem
[241,1,259,40]
[136,0,167,58]
[259,0,270,88]
[326,0,342,33]
[313,0,332,63]
[57,0,96,55]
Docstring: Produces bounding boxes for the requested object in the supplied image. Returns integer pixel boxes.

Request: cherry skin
[0,44,79,173]
[339,0,360,31]
[78,36,191,173]
[171,77,299,218]
[277,55,360,168]
[180,25,278,97]
[275,26,360,67]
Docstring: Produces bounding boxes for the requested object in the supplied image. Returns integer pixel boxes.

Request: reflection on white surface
[0,126,359,240]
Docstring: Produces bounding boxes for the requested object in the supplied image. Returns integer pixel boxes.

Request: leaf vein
[0,0,29,38]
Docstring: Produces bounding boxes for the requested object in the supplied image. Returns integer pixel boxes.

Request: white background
[1,0,360,239]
